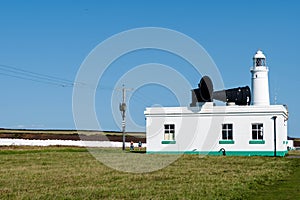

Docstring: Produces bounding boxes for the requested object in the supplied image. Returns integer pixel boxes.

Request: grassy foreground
[0,147,299,199]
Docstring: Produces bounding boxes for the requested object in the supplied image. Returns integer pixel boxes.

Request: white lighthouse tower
[251,50,270,106]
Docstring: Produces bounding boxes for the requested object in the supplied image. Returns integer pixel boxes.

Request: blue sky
[0,0,299,137]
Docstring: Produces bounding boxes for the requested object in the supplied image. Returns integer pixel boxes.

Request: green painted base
[249,140,265,144]
[146,150,288,157]
[219,140,235,144]
[161,140,176,144]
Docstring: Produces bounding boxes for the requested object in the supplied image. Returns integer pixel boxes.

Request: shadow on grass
[129,150,146,154]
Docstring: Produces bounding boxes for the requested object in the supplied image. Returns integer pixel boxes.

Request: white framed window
[222,124,233,140]
[252,123,264,140]
[164,124,175,141]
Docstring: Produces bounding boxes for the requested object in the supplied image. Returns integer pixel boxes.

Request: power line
[133,90,158,105]
[0,64,170,111]
[0,64,120,91]
[0,64,75,85]
[0,72,72,87]
[0,64,75,87]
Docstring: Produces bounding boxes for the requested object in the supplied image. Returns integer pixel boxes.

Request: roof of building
[145,103,288,118]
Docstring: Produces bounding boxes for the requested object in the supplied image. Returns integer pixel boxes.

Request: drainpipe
[272,116,277,157]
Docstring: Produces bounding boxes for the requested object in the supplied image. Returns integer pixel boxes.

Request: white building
[144,50,289,156]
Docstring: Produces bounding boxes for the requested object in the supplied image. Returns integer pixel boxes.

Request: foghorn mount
[190,76,251,106]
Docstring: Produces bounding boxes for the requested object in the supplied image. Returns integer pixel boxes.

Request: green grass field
[0,147,299,199]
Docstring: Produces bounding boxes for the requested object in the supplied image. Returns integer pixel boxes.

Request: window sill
[249,140,265,144]
[161,140,176,144]
[219,140,235,144]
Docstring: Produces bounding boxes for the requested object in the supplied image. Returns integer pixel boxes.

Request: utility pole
[119,85,132,151]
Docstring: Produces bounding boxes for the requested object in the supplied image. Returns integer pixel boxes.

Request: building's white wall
[145,104,288,155]
[287,140,294,150]
[276,115,288,151]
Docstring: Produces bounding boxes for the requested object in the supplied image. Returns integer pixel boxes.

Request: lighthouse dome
[253,50,266,59]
